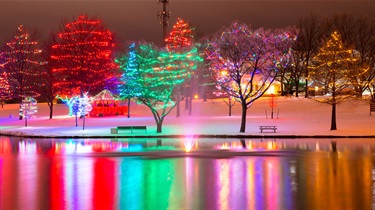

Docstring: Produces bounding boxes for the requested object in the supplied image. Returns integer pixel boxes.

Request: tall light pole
[157,0,171,46]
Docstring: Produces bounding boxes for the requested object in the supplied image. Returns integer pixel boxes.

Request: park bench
[259,125,277,133]
[110,126,147,134]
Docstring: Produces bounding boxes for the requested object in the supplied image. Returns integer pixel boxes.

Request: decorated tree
[20,96,37,127]
[165,18,196,117]
[165,18,193,51]
[309,31,363,130]
[0,72,11,108]
[51,15,117,97]
[116,43,142,118]
[0,25,44,119]
[117,42,202,133]
[206,22,293,132]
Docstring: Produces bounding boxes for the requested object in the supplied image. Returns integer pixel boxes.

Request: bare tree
[295,14,324,98]
[38,33,58,119]
[206,22,292,132]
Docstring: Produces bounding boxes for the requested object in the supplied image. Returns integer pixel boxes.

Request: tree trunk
[240,102,247,133]
[25,117,27,127]
[295,79,300,97]
[127,98,131,118]
[188,97,192,116]
[330,103,337,130]
[185,96,189,110]
[156,119,164,133]
[48,101,53,119]
[176,93,181,117]
[229,105,232,117]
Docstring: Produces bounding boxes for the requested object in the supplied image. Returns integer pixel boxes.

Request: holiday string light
[0,25,45,99]
[51,15,117,97]
[0,72,11,103]
[20,96,37,127]
[165,18,193,51]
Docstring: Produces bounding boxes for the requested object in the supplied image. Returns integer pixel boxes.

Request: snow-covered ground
[0,96,374,138]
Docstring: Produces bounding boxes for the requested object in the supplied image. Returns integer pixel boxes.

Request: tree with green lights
[165,18,196,117]
[117,42,202,132]
[309,31,364,130]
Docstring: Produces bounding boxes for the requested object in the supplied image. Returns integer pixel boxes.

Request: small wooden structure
[259,125,277,133]
[89,90,128,117]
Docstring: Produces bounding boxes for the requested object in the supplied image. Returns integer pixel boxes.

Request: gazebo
[89,89,127,117]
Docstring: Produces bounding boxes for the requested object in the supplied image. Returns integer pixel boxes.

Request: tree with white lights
[206,22,293,132]
[20,96,38,127]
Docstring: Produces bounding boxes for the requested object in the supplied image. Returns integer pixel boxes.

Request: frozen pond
[1,136,375,210]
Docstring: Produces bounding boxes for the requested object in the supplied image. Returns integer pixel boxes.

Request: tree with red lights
[0,25,44,119]
[165,18,195,117]
[0,72,11,108]
[51,15,117,97]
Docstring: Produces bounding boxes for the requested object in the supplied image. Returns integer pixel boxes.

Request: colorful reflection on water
[0,137,374,210]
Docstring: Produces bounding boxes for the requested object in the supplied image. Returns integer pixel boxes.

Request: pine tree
[0,25,44,119]
[309,31,362,130]
[165,18,196,116]
[165,18,193,51]
[51,15,117,97]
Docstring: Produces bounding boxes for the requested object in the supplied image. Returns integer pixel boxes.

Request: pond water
[1,136,375,210]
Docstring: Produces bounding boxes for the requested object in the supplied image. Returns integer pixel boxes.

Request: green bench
[111,126,147,134]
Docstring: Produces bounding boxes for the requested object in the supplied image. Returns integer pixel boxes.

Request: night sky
[0,0,374,46]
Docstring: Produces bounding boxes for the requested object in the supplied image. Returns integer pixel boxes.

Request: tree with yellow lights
[51,15,117,97]
[0,72,11,108]
[0,25,44,119]
[309,31,363,130]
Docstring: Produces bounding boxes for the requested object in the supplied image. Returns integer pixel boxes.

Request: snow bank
[0,97,374,138]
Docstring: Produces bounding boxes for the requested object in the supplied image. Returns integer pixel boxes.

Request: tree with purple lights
[309,31,365,130]
[206,22,293,132]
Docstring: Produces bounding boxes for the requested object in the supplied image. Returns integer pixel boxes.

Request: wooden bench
[259,126,277,133]
[110,126,147,134]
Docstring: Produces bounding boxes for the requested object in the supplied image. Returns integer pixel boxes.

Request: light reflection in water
[0,137,374,210]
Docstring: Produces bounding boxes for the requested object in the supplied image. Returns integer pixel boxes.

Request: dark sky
[1,0,374,46]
